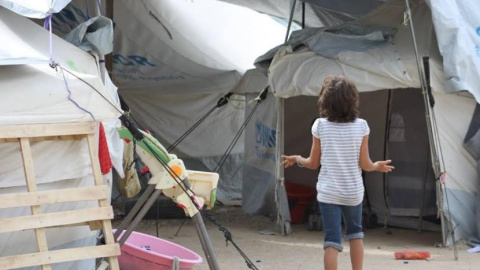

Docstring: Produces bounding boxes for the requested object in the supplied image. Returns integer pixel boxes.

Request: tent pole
[95,0,106,83]
[273,0,297,236]
[404,0,457,259]
[382,89,393,227]
[418,138,430,232]
[105,0,114,75]
[285,0,297,43]
[418,57,433,233]
[302,1,305,29]
[403,0,439,176]
[275,97,287,235]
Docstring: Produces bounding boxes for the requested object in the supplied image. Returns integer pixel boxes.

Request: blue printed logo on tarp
[476,27,480,58]
[255,120,276,161]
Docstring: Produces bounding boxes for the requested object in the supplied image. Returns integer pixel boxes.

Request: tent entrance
[284,88,439,229]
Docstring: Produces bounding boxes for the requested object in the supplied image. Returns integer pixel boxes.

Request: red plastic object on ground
[394,251,431,260]
[284,181,316,224]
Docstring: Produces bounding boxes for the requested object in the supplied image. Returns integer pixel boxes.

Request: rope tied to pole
[167,92,234,152]
[213,87,269,173]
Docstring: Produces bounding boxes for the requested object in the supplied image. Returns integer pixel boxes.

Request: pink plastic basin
[114,230,203,270]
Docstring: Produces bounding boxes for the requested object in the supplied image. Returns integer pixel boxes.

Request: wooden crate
[0,122,120,270]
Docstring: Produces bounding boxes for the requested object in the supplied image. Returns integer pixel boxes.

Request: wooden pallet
[0,122,120,270]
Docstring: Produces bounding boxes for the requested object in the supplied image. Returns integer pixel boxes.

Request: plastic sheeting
[0,7,121,124]
[268,44,417,97]
[120,90,246,201]
[218,0,385,28]
[256,24,396,65]
[260,1,479,243]
[111,0,285,95]
[0,0,71,18]
[0,5,121,268]
[64,15,113,56]
[426,0,480,102]
[265,3,443,97]
[243,92,289,220]
[108,0,286,203]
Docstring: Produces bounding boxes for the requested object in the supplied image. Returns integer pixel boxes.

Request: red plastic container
[284,182,316,224]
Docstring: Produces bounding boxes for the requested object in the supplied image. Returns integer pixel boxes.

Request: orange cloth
[394,251,431,260]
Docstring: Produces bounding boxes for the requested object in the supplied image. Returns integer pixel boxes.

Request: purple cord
[49,15,53,63]
[85,0,90,19]
[43,14,51,29]
[45,8,95,121]
[60,68,96,121]
[96,0,105,16]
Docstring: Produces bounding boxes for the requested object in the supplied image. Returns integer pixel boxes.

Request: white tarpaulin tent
[2,0,479,248]
[0,5,122,269]
[5,0,291,227]
[111,0,287,205]
[248,0,480,246]
[0,0,292,239]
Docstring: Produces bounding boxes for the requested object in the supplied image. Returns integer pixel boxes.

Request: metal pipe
[404,0,457,260]
[275,97,288,235]
[418,140,430,232]
[383,90,393,216]
[192,212,220,270]
[118,189,163,246]
[284,0,297,44]
[403,0,439,176]
[95,0,106,83]
[302,1,305,29]
[114,184,156,240]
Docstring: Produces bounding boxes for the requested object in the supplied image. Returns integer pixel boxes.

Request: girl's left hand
[281,155,299,168]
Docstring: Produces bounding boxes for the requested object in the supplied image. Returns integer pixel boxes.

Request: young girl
[281,76,394,270]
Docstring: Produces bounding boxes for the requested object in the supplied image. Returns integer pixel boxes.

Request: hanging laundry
[117,139,141,198]
[98,122,113,175]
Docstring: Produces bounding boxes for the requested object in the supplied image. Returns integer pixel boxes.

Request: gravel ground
[113,206,479,270]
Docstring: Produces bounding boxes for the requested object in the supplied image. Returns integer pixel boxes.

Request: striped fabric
[312,118,370,206]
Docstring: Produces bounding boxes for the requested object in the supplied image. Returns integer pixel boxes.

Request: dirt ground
[113,206,479,270]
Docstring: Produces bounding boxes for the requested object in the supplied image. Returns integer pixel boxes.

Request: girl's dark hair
[317,76,359,123]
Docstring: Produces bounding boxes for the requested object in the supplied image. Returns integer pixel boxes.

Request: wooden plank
[0,123,119,270]
[0,134,86,143]
[0,244,120,269]
[0,122,97,139]
[86,134,120,270]
[0,207,113,233]
[19,138,52,270]
[0,185,110,209]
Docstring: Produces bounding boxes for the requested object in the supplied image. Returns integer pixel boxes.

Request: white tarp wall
[46,0,287,204]
[426,0,480,100]
[243,91,290,220]
[111,0,286,202]
[0,0,71,18]
[263,1,479,243]
[426,0,480,245]
[0,6,121,269]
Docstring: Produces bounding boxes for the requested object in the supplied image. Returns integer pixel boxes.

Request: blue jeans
[319,202,364,251]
